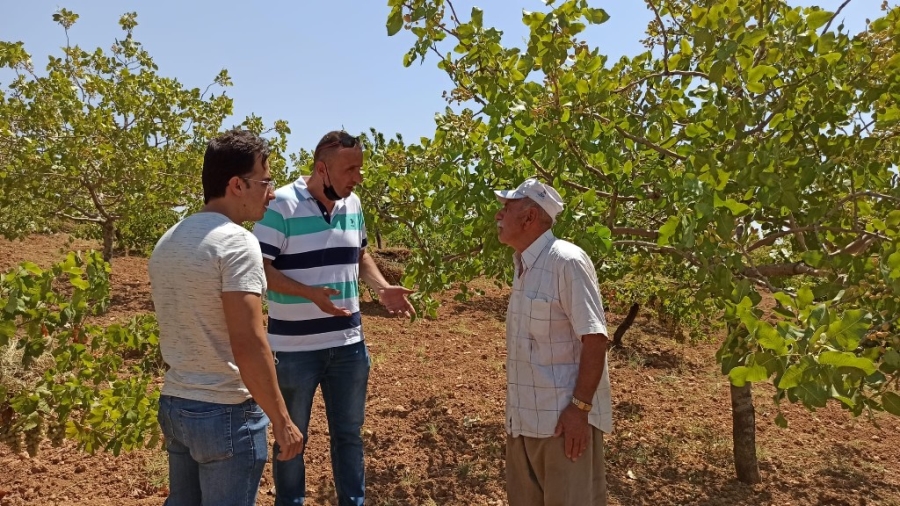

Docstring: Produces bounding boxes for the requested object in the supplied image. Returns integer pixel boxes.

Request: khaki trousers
[506,427,607,506]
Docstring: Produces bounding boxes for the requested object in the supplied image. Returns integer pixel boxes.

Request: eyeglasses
[314,132,361,158]
[241,177,276,189]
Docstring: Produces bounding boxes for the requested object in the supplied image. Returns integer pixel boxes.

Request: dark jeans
[157,395,269,506]
[273,340,370,506]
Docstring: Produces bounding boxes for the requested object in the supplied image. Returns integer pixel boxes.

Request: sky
[0,0,882,156]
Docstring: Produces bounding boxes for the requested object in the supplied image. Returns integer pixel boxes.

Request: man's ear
[524,205,538,225]
[228,175,245,196]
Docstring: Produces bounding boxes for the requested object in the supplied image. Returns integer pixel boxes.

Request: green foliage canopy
[0,10,274,258]
[384,0,900,418]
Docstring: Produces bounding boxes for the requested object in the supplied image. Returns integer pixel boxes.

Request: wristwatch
[571,396,592,412]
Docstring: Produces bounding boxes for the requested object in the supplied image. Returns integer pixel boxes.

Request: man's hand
[308,286,352,317]
[553,404,590,461]
[377,286,416,317]
[272,420,304,461]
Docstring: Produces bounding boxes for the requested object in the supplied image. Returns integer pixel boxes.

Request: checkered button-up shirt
[506,230,612,438]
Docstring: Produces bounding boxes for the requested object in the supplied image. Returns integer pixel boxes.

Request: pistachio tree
[386,0,900,483]
[0,10,232,259]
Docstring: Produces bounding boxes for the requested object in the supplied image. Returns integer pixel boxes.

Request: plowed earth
[1,234,898,505]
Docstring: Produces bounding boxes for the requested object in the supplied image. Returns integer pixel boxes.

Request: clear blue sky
[0,1,880,155]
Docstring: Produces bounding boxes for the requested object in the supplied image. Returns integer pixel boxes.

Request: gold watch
[571,396,592,412]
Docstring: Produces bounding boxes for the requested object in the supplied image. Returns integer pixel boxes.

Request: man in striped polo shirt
[252,130,414,506]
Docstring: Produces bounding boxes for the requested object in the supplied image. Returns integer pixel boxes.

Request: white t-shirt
[148,212,266,405]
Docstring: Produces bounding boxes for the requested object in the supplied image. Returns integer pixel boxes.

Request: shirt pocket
[527,296,554,341]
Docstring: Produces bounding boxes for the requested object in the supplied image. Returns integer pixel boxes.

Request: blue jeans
[273,340,370,506]
[157,395,269,506]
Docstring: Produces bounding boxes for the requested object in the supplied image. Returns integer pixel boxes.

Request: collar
[514,229,555,275]
[292,176,314,200]
[293,176,344,211]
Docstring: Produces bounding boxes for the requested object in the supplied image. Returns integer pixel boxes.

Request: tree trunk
[101,222,115,262]
[612,303,640,347]
[730,383,761,484]
[375,226,383,250]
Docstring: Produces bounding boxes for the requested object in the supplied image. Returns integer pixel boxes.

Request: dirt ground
[1,234,898,506]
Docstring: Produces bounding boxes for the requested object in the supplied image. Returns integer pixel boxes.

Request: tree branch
[647,0,669,73]
[563,137,613,186]
[610,227,659,239]
[58,212,103,223]
[614,70,709,94]
[749,263,824,278]
[589,113,686,161]
[613,240,700,266]
[443,243,483,263]
[748,225,887,252]
[822,0,853,34]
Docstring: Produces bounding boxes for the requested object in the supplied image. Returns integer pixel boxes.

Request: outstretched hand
[377,286,416,318]
[308,286,352,317]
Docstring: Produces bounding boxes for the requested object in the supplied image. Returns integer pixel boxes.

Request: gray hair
[521,197,554,227]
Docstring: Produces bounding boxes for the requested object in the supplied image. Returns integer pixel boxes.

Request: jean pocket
[243,402,268,425]
[244,402,264,417]
[177,406,234,463]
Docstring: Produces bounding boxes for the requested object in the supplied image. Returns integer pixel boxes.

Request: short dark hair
[202,129,270,203]
[313,130,362,162]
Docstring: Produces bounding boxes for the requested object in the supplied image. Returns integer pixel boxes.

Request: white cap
[494,178,564,223]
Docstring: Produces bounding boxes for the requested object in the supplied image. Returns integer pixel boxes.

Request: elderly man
[493,178,612,506]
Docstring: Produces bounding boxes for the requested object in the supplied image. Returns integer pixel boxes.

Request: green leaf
[801,250,824,268]
[883,392,900,416]
[796,382,828,408]
[657,215,679,246]
[576,79,589,95]
[820,52,841,64]
[797,286,814,309]
[729,364,768,387]
[773,292,794,309]
[778,363,806,389]
[471,7,484,27]
[723,198,749,216]
[747,65,777,94]
[886,210,900,229]
[387,8,404,36]
[0,319,15,347]
[826,310,870,351]
[818,351,876,376]
[584,8,609,24]
[806,10,832,31]
[756,322,788,355]
[884,350,900,369]
[774,412,788,428]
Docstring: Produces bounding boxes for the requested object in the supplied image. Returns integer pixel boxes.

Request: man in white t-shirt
[493,178,612,506]
[149,129,304,506]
